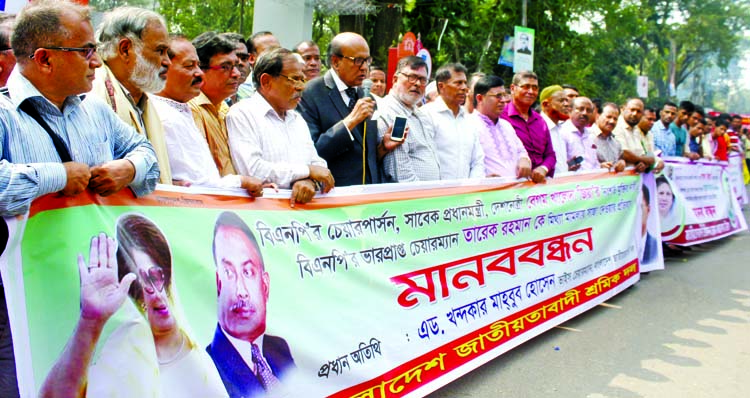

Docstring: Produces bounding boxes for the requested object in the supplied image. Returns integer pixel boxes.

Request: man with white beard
[92,7,173,184]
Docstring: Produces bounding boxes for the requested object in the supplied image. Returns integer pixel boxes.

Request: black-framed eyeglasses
[398,72,428,85]
[278,73,307,86]
[202,62,240,73]
[139,266,166,295]
[337,54,372,67]
[0,46,12,53]
[30,46,96,60]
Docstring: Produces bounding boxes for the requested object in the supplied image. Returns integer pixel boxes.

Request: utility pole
[240,0,245,35]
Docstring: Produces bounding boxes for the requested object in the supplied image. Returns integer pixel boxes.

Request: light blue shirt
[0,70,159,216]
[651,120,676,156]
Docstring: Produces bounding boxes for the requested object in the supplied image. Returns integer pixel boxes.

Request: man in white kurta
[152,37,265,196]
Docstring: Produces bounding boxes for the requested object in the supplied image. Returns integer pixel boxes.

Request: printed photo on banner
[655,174,684,240]
[638,173,664,272]
[659,158,748,245]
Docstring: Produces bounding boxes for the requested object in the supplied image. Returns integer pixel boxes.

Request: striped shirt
[0,70,159,216]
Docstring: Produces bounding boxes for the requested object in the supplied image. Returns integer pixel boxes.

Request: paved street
[428,208,750,398]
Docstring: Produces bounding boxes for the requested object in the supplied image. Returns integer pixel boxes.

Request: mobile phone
[567,156,583,167]
[391,116,407,142]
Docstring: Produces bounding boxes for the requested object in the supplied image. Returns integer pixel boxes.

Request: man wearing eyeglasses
[227,48,334,206]
[92,7,173,185]
[0,3,159,395]
[189,31,242,177]
[0,14,16,95]
[299,32,395,186]
[422,63,485,180]
[472,75,531,179]
[501,71,557,183]
[151,36,266,197]
[375,56,439,183]
[222,32,251,106]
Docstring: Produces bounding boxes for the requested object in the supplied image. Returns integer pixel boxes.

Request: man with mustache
[227,48,334,206]
[374,55,439,182]
[93,7,172,184]
[501,71,556,183]
[208,211,295,398]
[613,98,663,173]
[422,62,485,180]
[559,96,599,171]
[591,102,627,172]
[151,36,265,196]
[189,32,242,177]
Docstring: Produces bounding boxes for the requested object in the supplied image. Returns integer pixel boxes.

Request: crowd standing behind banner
[0,1,747,398]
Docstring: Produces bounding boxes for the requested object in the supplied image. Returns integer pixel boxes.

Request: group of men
[0,1,747,397]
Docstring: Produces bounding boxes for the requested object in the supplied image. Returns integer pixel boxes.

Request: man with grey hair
[0,13,16,94]
[375,55,439,182]
[299,32,404,186]
[1,2,159,395]
[228,48,334,206]
[92,6,172,184]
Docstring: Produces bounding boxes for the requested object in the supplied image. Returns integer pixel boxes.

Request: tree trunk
[368,0,404,67]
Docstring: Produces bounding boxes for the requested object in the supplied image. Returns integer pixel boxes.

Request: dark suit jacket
[642,232,658,265]
[298,71,381,186]
[206,325,296,398]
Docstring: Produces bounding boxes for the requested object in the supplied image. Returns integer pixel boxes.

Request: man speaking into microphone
[299,32,402,186]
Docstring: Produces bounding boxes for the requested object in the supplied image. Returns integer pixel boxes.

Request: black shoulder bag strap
[18,99,72,162]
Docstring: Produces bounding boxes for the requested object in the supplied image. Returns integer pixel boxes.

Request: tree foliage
[158,0,254,39]
[332,0,749,110]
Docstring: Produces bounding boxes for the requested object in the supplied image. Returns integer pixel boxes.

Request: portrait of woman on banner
[656,175,685,240]
[40,214,228,398]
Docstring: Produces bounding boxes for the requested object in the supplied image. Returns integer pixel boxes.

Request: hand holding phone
[390,116,407,142]
[567,156,584,167]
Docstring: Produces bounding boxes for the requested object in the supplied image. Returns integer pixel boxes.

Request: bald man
[299,32,400,186]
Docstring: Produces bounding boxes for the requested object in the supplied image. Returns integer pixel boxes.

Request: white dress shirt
[227,93,327,188]
[422,96,485,180]
[150,95,242,188]
[541,111,569,175]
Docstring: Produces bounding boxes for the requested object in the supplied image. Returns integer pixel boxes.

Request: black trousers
[0,286,19,397]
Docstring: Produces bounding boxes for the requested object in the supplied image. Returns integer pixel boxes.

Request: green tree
[158,0,254,39]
